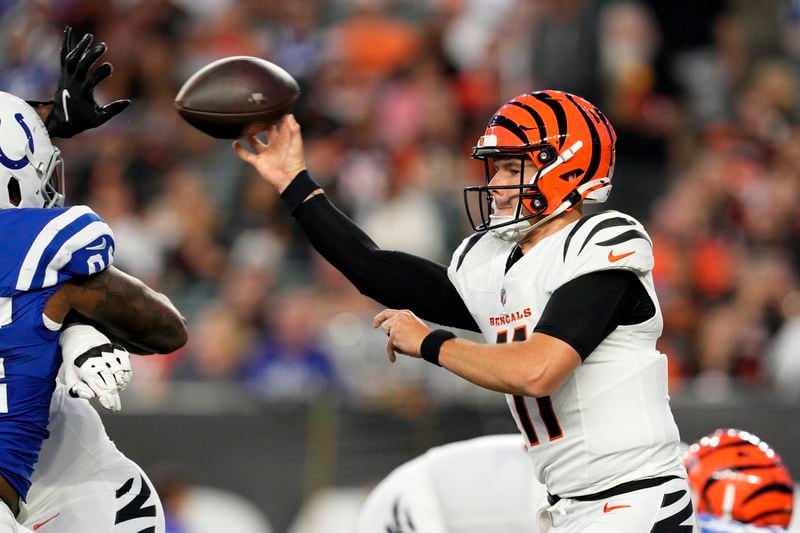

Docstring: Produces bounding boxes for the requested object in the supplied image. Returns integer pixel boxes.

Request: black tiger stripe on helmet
[466,90,617,234]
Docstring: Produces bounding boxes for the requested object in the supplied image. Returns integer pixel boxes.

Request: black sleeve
[533,269,655,359]
[283,172,479,332]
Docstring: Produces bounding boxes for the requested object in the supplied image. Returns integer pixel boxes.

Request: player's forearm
[438,338,548,396]
[287,172,479,330]
[67,267,188,354]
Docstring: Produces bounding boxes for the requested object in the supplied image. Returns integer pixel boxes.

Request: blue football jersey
[0,205,114,500]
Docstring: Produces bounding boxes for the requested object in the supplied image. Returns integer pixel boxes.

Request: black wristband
[420,329,456,366]
[280,170,322,214]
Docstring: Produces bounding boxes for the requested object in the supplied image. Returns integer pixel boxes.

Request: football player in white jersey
[236,89,695,532]
[356,434,545,533]
[16,322,166,533]
[357,429,796,533]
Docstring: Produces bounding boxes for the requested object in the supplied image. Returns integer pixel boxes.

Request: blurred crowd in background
[2,0,800,407]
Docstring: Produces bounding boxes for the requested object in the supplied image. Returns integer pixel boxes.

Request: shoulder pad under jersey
[560,210,653,282]
[0,205,115,295]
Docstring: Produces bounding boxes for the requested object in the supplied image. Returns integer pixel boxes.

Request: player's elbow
[140,310,188,354]
[517,365,561,397]
[159,313,189,353]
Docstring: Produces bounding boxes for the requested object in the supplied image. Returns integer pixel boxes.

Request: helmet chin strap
[489,177,611,242]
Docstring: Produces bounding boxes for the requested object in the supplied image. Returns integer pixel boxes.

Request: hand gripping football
[174,56,300,139]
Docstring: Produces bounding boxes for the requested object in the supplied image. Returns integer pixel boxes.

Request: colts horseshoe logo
[0,113,35,170]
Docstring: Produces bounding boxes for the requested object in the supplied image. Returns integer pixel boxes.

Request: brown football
[174,56,300,139]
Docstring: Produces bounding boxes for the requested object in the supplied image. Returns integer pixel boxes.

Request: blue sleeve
[12,205,115,292]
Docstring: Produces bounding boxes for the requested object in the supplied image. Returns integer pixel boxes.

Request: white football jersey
[356,434,546,533]
[24,384,165,532]
[447,210,685,497]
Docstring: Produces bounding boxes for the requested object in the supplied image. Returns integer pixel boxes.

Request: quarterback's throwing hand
[373,309,431,362]
[232,114,307,193]
[59,324,133,412]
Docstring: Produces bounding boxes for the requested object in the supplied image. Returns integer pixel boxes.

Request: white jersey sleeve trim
[15,206,93,291]
[41,314,61,332]
[41,221,112,288]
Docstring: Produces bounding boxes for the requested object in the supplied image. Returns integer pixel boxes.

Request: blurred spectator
[528,0,602,102]
[767,290,800,401]
[2,0,800,403]
[174,304,254,381]
[241,290,339,401]
[328,1,421,83]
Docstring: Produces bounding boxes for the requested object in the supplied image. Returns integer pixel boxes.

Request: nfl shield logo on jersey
[500,288,507,305]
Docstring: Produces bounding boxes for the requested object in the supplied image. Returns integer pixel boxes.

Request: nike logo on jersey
[607,250,634,262]
[603,502,631,513]
[86,237,107,251]
[33,513,60,530]
[61,90,71,122]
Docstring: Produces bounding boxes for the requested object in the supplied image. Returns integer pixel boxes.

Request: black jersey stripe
[661,490,686,507]
[115,477,134,498]
[562,212,604,261]
[456,232,486,271]
[577,216,636,254]
[505,245,523,273]
[490,115,529,145]
[595,229,651,248]
[509,100,546,140]
[115,475,157,524]
[530,92,567,149]
[565,93,601,185]
[651,500,694,532]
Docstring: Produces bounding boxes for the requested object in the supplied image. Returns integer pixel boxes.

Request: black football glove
[45,26,131,138]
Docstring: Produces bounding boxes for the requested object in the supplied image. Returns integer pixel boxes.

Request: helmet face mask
[465,91,616,242]
[464,151,548,239]
[0,92,65,209]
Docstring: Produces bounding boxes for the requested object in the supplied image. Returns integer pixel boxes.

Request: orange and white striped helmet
[465,90,616,240]
[684,428,794,527]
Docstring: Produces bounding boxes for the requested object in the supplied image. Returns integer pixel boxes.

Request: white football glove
[59,324,133,412]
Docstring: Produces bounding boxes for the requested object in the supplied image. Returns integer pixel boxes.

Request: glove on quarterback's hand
[45,26,131,138]
[59,324,133,412]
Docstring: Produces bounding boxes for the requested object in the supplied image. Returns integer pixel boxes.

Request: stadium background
[2,0,800,530]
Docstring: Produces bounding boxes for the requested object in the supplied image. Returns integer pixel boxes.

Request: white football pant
[22,384,165,533]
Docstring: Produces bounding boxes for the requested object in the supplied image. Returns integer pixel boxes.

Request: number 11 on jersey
[497,327,563,446]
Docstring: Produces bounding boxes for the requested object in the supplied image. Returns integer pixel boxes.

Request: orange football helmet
[466,90,616,241]
[684,428,794,527]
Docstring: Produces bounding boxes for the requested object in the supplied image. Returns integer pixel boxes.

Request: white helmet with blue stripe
[0,92,64,209]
